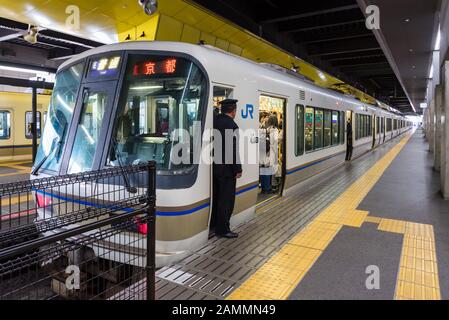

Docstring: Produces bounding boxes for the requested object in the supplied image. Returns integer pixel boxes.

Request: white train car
[30,41,412,267]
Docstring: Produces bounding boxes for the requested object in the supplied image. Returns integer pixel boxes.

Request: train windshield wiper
[31,137,60,176]
[111,136,137,194]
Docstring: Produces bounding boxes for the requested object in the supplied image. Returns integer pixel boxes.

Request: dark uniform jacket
[213,113,242,178]
[347,122,353,147]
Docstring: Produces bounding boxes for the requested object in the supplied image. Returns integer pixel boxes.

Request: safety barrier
[0,162,156,300]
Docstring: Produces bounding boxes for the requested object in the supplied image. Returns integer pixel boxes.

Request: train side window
[314,109,323,149]
[25,111,42,139]
[332,111,339,145]
[0,111,11,140]
[213,86,234,113]
[323,110,331,147]
[305,107,314,152]
[295,105,304,156]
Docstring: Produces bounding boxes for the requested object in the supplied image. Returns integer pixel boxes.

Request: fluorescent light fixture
[435,27,441,51]
[0,65,52,75]
[420,103,428,109]
[429,65,434,79]
[130,85,163,90]
[317,71,326,81]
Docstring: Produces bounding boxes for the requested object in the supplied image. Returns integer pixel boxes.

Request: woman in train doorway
[259,115,280,194]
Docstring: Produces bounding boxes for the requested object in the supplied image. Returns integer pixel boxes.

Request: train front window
[107,55,206,174]
[34,62,84,173]
[68,91,107,174]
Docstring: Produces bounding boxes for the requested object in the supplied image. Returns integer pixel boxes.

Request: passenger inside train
[258,96,284,203]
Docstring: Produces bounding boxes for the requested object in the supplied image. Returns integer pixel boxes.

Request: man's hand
[235,172,242,179]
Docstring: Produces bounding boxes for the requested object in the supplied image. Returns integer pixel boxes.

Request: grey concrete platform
[289,129,449,300]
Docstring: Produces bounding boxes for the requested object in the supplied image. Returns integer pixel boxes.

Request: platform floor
[154,129,448,300]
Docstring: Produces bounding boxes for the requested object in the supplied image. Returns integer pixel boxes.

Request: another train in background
[0,91,50,163]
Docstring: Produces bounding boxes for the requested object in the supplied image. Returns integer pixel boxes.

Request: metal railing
[0,162,156,300]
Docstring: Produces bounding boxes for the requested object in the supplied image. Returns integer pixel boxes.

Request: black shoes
[218,232,239,238]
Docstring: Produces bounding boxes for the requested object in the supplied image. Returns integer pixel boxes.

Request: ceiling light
[429,65,434,79]
[434,27,441,51]
[404,18,411,23]
[130,85,163,90]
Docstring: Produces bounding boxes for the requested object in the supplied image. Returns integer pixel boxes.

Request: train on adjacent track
[29,41,412,267]
[0,92,49,163]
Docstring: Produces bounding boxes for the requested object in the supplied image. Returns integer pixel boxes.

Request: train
[0,92,50,163]
[30,41,412,267]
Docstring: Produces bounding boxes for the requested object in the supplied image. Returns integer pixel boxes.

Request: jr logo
[241,104,254,119]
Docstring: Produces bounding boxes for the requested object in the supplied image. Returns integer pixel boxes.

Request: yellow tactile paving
[394,222,440,300]
[364,216,382,224]
[378,218,407,234]
[227,133,415,300]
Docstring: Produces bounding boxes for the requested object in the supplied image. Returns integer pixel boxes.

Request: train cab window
[314,109,323,149]
[305,107,314,152]
[332,111,339,145]
[68,91,107,174]
[295,105,304,156]
[34,62,84,173]
[25,111,41,139]
[323,110,331,148]
[0,111,11,140]
[107,55,207,174]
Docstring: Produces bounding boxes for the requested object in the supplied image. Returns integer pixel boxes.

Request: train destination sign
[133,58,178,76]
[88,56,121,78]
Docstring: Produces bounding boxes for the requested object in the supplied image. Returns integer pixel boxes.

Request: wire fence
[0,162,156,300]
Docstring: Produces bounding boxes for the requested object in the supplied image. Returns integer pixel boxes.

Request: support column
[429,98,435,153]
[441,61,449,199]
[434,85,443,171]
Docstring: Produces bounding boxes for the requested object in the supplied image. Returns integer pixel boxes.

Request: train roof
[59,41,405,119]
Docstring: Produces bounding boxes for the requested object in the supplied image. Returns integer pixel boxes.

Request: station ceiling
[191,0,439,114]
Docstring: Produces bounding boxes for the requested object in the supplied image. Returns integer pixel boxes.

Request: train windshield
[33,62,84,173]
[107,54,206,174]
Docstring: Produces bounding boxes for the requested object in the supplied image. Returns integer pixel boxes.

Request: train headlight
[138,0,158,16]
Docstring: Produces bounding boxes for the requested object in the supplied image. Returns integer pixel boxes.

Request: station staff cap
[220,99,238,107]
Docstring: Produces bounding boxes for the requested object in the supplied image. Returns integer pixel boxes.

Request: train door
[382,117,386,143]
[372,115,376,148]
[258,95,286,204]
[0,109,13,162]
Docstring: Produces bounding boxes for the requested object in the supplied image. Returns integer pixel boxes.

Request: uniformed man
[345,118,353,161]
[212,99,242,238]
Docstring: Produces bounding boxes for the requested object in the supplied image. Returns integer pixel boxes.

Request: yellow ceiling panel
[213,24,239,41]
[228,43,243,56]
[158,0,188,16]
[90,1,144,24]
[215,38,230,51]
[180,24,201,44]
[155,15,183,42]
[173,6,208,26]
[193,15,223,34]
[199,31,217,46]
[227,31,253,47]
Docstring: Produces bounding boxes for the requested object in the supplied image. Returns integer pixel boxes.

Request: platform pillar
[441,61,449,199]
[429,98,435,153]
[434,85,443,171]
